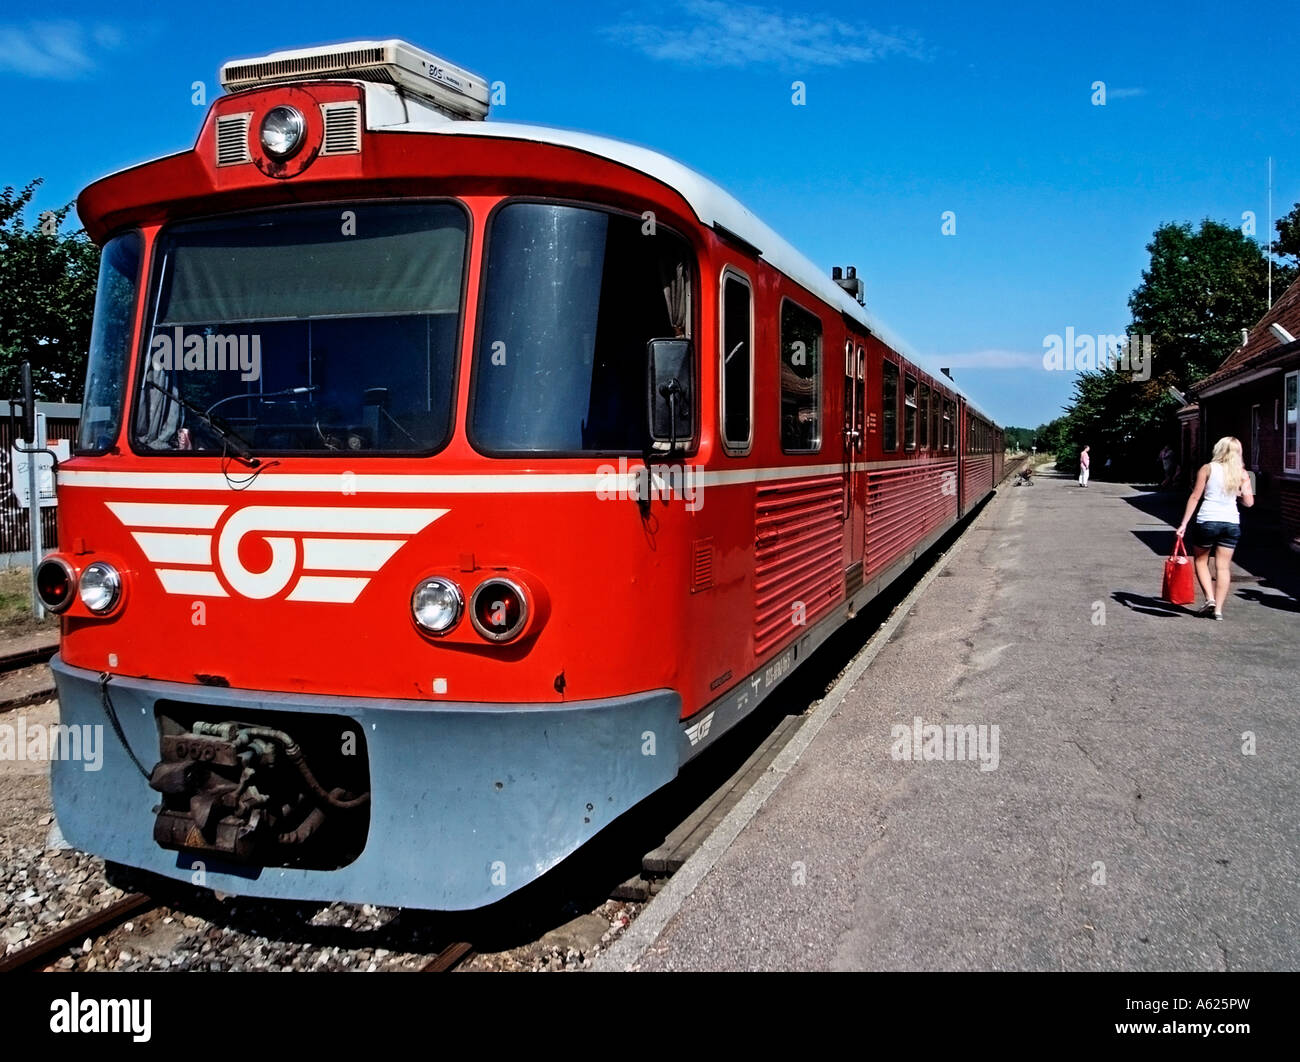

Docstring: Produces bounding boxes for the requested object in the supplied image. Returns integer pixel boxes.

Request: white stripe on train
[58,459,966,495]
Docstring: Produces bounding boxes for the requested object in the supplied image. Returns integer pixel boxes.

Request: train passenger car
[44,40,1002,909]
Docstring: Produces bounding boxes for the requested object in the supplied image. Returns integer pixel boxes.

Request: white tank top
[1197,463,1240,524]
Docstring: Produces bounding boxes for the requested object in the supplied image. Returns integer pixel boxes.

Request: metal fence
[0,401,81,566]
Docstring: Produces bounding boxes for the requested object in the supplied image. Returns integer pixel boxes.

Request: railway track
[0,892,156,974]
[0,641,58,714]
[1,889,480,974]
[0,644,57,673]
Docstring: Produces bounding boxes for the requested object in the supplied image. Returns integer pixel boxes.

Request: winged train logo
[106,502,446,603]
[684,711,714,747]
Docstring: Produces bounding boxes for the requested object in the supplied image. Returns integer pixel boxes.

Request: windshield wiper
[144,379,260,467]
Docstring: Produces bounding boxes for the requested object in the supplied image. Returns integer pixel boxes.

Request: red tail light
[36,556,76,614]
[469,578,529,643]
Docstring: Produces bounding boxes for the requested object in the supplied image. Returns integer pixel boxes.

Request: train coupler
[147,708,370,870]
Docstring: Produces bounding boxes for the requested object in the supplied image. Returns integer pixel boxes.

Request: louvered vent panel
[963,453,992,502]
[864,461,959,575]
[754,475,843,655]
[690,538,714,593]
[223,47,389,90]
[215,113,252,166]
[320,101,362,155]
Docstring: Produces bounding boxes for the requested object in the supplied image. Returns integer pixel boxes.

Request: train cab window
[721,270,753,454]
[881,361,899,451]
[78,231,142,452]
[780,299,822,453]
[472,202,693,454]
[904,374,917,450]
[919,383,930,449]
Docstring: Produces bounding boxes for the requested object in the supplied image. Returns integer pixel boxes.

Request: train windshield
[471,202,692,454]
[134,201,468,454]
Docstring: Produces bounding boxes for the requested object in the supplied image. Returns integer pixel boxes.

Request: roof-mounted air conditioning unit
[220,39,490,121]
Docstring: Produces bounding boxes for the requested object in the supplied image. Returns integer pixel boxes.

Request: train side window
[942,398,954,453]
[919,383,930,449]
[882,361,898,451]
[720,270,753,454]
[780,299,822,453]
[904,374,917,450]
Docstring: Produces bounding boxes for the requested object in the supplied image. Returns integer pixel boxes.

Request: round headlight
[260,106,305,159]
[412,577,463,635]
[470,578,529,643]
[79,562,121,614]
[36,556,76,614]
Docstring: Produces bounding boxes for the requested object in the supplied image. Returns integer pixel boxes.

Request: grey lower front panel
[49,657,681,911]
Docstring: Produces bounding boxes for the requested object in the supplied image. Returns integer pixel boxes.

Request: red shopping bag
[1162,537,1195,605]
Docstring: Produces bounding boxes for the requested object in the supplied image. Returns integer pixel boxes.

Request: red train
[45,40,1002,909]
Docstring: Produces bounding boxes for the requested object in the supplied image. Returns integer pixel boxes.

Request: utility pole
[26,408,46,620]
[1268,156,1273,308]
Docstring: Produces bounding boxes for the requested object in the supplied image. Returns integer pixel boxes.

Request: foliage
[0,180,100,402]
[1002,425,1035,451]
[1274,200,1300,263]
[1127,219,1287,393]
[1050,214,1297,479]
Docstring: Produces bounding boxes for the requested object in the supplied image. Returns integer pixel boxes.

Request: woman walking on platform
[1175,436,1254,620]
[1078,445,1091,487]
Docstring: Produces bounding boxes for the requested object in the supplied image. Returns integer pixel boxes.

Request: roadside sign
[11,438,69,508]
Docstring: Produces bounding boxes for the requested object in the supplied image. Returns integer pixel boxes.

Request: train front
[44,42,697,910]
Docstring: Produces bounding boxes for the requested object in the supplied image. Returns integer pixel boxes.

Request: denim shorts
[1193,520,1241,549]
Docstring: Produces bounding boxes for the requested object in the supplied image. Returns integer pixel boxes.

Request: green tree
[1128,219,1288,392]
[1050,217,1293,480]
[0,179,100,401]
[1033,416,1069,454]
[1055,367,1179,479]
[1003,425,1036,451]
[1274,200,1300,263]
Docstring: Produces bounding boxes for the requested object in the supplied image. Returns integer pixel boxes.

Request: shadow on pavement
[1110,590,1194,618]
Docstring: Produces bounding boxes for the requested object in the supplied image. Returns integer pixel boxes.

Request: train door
[841,340,866,565]
[957,398,968,515]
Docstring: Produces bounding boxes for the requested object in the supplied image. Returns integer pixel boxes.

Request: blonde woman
[1175,437,1254,620]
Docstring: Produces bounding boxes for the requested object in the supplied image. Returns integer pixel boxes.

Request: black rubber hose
[238,727,370,810]
[278,805,328,845]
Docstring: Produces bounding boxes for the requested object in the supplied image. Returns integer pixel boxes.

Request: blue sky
[3,0,1296,427]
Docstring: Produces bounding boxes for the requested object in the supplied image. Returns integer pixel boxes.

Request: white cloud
[604,0,928,68]
[0,20,121,79]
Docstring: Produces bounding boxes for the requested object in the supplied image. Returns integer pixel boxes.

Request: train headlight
[412,577,463,635]
[36,557,76,614]
[470,578,529,643]
[260,106,305,159]
[79,562,121,614]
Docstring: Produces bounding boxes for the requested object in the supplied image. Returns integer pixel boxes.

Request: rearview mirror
[647,338,693,450]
